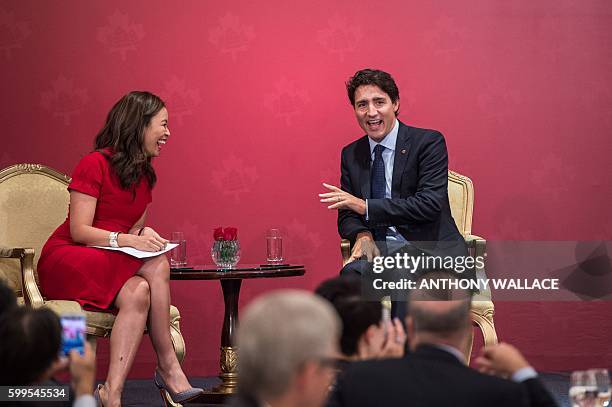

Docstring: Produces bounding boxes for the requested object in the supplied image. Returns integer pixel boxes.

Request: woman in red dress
[38,91,203,406]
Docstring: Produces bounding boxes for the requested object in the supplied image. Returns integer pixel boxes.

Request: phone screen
[60,314,86,356]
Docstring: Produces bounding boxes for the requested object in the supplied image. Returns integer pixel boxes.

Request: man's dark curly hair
[346,69,400,115]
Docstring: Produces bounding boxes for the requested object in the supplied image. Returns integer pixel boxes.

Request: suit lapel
[391,121,412,198]
[355,136,372,199]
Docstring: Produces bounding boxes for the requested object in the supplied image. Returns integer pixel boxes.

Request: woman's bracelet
[109,231,121,248]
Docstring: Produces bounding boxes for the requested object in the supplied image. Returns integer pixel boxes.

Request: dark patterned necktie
[371,144,386,199]
[371,144,386,244]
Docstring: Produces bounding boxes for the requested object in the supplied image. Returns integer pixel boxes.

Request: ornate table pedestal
[170,264,306,403]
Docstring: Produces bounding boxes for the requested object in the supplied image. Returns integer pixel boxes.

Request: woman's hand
[125,227,169,252]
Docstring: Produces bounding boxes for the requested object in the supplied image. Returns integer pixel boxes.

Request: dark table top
[169,263,305,280]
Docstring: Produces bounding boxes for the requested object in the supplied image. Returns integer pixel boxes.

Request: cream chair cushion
[43,300,181,337]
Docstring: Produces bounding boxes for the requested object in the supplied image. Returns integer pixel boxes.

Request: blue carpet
[540,372,571,407]
[116,376,222,406]
[30,372,569,406]
[116,373,571,406]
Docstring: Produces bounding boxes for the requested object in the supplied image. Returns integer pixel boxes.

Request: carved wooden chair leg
[170,321,186,364]
[87,337,98,354]
[471,311,499,347]
[481,318,498,347]
[464,325,475,364]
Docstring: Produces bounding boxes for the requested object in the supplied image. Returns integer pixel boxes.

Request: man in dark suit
[326,271,558,407]
[319,69,469,318]
[320,68,466,260]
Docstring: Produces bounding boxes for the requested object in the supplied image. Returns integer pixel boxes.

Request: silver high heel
[154,369,204,406]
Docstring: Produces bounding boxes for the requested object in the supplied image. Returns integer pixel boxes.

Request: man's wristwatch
[109,231,121,248]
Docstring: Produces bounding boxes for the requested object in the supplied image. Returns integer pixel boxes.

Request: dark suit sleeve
[521,378,559,407]
[325,386,343,407]
[325,371,348,407]
[367,130,448,227]
[338,145,369,242]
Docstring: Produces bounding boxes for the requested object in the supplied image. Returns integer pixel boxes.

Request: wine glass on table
[593,369,610,407]
[571,369,610,407]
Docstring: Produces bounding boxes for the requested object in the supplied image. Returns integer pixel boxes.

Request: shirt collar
[430,343,466,364]
[368,119,399,157]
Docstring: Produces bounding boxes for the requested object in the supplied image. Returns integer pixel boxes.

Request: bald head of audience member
[406,271,473,357]
[236,290,341,407]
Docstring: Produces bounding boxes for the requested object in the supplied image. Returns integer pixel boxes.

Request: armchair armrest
[464,234,492,301]
[464,234,486,260]
[0,246,45,308]
[340,239,351,266]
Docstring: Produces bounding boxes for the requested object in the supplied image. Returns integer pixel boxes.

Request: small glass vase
[211,240,241,268]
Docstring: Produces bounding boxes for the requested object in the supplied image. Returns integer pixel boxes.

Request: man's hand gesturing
[319,183,366,215]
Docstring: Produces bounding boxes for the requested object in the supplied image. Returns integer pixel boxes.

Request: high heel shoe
[154,369,204,405]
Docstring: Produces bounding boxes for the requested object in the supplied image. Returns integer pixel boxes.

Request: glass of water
[170,231,187,267]
[593,369,611,407]
[571,369,610,407]
[266,228,283,264]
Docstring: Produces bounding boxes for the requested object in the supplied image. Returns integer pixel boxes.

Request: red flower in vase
[213,227,238,241]
[213,227,225,241]
[224,227,238,241]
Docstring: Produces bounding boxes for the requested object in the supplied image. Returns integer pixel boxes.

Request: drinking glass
[572,369,612,407]
[593,369,610,407]
[170,231,187,267]
[570,370,595,407]
[266,228,283,264]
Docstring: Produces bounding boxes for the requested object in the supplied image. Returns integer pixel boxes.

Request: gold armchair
[0,163,186,363]
[341,170,498,361]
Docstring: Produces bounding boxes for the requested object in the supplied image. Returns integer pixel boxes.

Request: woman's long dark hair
[94,91,165,190]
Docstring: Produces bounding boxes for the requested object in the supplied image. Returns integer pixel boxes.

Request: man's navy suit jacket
[338,121,466,256]
[326,344,558,407]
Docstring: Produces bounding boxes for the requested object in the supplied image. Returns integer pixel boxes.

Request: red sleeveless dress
[38,150,152,311]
